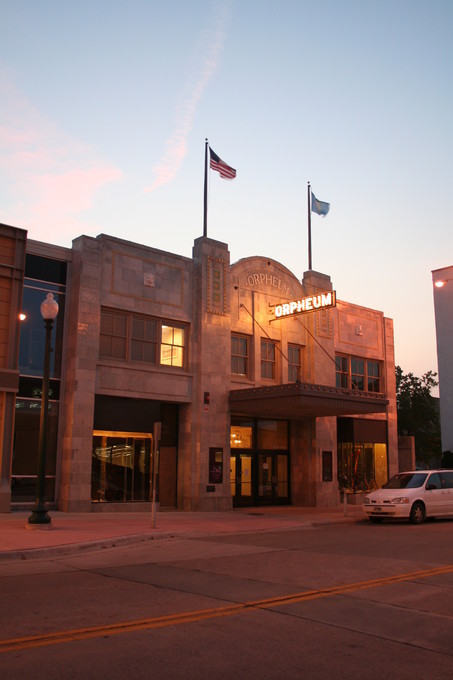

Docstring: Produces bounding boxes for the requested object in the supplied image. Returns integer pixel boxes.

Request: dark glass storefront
[12,255,66,504]
[230,417,290,506]
[337,418,388,493]
[92,431,152,502]
[92,396,178,506]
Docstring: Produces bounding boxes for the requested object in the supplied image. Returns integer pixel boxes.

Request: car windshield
[382,473,428,489]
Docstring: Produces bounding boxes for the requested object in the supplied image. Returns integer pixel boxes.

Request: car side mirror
[426,483,438,491]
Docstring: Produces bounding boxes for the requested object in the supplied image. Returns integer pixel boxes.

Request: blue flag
[311,193,330,217]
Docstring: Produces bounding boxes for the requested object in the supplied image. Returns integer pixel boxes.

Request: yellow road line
[2,563,453,654]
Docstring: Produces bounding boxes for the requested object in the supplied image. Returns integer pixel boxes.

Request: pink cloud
[0,68,123,242]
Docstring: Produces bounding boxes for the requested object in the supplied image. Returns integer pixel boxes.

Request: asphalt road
[1,519,453,679]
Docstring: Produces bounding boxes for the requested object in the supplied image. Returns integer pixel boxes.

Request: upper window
[288,344,302,382]
[161,325,185,367]
[335,355,349,388]
[351,358,365,391]
[261,339,277,380]
[231,334,250,377]
[100,311,127,360]
[100,310,186,369]
[336,354,382,393]
[367,361,381,392]
[131,317,158,363]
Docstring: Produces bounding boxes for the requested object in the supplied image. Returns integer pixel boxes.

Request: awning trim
[229,382,388,419]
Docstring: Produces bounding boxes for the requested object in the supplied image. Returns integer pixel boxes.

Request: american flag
[209,147,236,179]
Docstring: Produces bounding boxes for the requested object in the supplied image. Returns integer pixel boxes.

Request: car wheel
[410,501,426,525]
[369,517,383,523]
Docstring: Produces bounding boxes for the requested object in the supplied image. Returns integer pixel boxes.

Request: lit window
[161,325,185,367]
[100,309,186,369]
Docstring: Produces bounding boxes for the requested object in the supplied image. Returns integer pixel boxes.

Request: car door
[440,472,453,515]
[423,472,445,516]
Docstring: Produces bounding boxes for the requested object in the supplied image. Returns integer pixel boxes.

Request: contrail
[144,1,232,192]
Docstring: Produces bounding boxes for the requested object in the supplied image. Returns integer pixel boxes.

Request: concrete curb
[0,514,365,563]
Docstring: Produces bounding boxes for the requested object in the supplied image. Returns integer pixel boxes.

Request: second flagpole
[203,139,208,237]
[307,181,312,270]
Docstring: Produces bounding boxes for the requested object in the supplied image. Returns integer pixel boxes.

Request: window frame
[130,316,158,364]
[336,354,382,393]
[261,338,278,381]
[100,310,128,361]
[231,333,250,378]
[99,309,187,369]
[287,343,302,383]
[160,323,185,368]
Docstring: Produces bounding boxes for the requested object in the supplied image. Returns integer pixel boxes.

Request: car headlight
[363,497,371,504]
[391,497,410,504]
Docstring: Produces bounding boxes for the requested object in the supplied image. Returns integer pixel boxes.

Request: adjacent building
[432,265,453,455]
[1,223,398,513]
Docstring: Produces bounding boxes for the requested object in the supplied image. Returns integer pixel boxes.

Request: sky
[1,0,452,384]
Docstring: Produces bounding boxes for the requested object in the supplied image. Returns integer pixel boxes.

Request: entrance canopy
[229,382,388,419]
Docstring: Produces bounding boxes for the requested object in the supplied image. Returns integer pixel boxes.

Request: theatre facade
[1,223,398,513]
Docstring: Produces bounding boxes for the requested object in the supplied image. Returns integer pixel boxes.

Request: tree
[395,366,441,467]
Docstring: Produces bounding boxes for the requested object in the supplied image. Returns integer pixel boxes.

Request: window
[100,311,127,360]
[100,309,186,369]
[351,358,365,390]
[441,472,453,489]
[338,442,388,493]
[257,420,288,449]
[288,344,302,382]
[14,253,67,503]
[131,317,157,363]
[336,354,382,393]
[427,473,442,490]
[231,334,249,376]
[92,430,153,502]
[367,361,381,392]
[161,324,185,367]
[335,355,349,388]
[261,339,277,380]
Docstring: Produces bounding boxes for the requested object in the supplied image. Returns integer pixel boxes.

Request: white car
[363,470,453,524]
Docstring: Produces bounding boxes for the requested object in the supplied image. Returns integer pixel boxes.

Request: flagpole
[203,138,208,237]
[307,181,312,270]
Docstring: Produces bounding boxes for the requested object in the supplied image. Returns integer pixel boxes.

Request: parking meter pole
[151,422,161,528]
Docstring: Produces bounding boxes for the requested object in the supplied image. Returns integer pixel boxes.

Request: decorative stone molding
[111,250,184,308]
[206,256,228,314]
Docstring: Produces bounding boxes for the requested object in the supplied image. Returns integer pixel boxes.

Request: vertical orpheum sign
[273,291,336,319]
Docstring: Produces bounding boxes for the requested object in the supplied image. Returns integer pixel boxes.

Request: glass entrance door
[231,452,289,506]
[257,453,289,505]
[230,453,253,506]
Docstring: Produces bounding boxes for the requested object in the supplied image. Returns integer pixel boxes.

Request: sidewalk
[0,505,365,562]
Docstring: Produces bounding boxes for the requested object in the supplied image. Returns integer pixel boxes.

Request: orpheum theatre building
[1,223,398,513]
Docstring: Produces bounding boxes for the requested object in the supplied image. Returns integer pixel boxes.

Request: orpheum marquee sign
[273,291,336,319]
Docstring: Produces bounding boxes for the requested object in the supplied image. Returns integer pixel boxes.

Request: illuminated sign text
[274,291,336,318]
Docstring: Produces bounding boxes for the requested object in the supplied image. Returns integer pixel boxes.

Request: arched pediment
[231,256,302,299]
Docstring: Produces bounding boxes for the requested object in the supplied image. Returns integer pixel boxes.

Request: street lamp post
[27,292,59,527]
